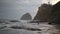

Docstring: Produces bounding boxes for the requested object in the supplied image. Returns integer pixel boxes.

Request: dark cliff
[49,1,60,24]
[30,4,52,23]
[34,4,52,22]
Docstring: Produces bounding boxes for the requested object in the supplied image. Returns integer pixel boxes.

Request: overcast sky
[0,0,59,20]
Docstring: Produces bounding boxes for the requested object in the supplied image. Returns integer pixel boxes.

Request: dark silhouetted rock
[21,13,32,20]
[49,1,60,24]
[34,4,52,21]
[30,4,52,23]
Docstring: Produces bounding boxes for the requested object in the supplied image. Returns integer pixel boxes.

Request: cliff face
[20,13,32,20]
[33,4,52,22]
[49,1,60,24]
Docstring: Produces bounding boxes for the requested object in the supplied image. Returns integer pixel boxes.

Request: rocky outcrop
[34,4,52,22]
[20,13,32,20]
[30,4,52,23]
[48,1,60,24]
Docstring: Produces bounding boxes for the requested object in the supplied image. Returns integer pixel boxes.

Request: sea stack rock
[49,1,60,24]
[33,4,52,22]
[20,13,32,20]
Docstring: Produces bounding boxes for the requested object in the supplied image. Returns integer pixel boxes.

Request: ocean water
[0,19,60,34]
